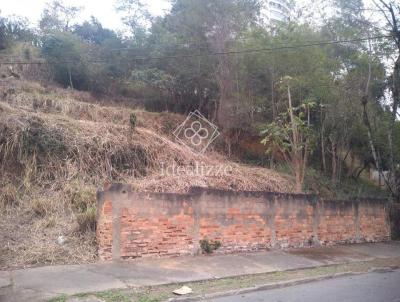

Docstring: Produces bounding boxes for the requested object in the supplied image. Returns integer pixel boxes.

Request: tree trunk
[294,166,302,192]
[320,105,327,173]
[374,1,400,199]
[330,137,338,184]
[67,65,73,89]
[288,84,303,192]
[214,27,234,131]
[388,55,400,199]
[270,67,276,120]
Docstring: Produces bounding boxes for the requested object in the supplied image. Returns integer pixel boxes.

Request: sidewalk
[1,241,400,302]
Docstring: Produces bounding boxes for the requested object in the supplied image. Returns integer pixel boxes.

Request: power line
[0,34,392,65]
[87,32,383,53]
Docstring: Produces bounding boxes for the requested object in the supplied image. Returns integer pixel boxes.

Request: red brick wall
[97,185,391,261]
[359,202,391,241]
[119,203,195,258]
[317,201,358,244]
[97,200,113,260]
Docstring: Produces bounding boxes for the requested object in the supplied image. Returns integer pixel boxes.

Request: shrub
[199,239,221,254]
[130,112,137,130]
[31,198,51,217]
[22,117,68,157]
[71,187,97,233]
[71,188,95,212]
[76,206,96,233]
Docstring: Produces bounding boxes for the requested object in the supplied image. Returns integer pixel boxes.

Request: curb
[168,267,399,302]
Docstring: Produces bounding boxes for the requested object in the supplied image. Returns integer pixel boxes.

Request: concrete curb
[168,267,399,302]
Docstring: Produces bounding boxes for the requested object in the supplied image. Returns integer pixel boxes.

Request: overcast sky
[0,0,384,33]
[0,0,171,31]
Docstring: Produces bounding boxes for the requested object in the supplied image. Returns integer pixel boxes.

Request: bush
[199,239,221,254]
[130,112,137,130]
[31,198,51,217]
[22,117,68,159]
[70,186,96,233]
[71,188,95,212]
[76,206,96,233]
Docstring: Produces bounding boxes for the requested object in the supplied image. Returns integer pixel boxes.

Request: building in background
[262,0,292,24]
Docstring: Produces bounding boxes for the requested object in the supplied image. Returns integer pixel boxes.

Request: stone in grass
[67,295,105,302]
[173,285,193,295]
[57,235,67,245]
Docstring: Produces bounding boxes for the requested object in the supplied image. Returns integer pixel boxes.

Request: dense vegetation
[1,0,400,197]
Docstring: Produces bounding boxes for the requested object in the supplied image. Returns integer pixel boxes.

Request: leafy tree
[39,0,81,33]
[373,0,400,198]
[261,76,316,192]
[116,0,151,42]
[0,15,35,50]
[166,0,260,125]
[73,17,118,45]
[130,68,176,110]
[41,32,89,89]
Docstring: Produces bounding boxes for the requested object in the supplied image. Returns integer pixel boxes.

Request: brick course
[97,185,391,261]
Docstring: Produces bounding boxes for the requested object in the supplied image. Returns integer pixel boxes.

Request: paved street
[208,270,400,302]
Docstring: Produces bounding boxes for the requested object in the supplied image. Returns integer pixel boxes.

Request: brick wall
[97,184,391,261]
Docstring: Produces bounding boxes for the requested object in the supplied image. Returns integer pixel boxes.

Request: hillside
[0,79,293,269]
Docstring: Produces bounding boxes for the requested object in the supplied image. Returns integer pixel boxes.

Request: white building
[262,0,292,24]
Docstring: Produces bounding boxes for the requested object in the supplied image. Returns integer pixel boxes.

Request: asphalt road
[207,270,400,302]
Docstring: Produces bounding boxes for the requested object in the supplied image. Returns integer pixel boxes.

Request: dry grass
[76,206,97,233]
[0,188,97,270]
[0,78,293,269]
[0,99,290,193]
[0,182,19,208]
[0,78,184,134]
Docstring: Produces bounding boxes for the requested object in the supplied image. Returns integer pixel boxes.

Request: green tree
[73,17,118,45]
[116,0,151,43]
[373,0,400,198]
[39,0,81,33]
[166,0,260,124]
[261,76,316,192]
[0,15,35,50]
[41,32,89,89]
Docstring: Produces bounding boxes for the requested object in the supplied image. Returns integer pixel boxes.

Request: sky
[0,0,171,31]
[0,0,385,32]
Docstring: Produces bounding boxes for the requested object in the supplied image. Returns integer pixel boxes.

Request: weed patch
[200,239,221,254]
